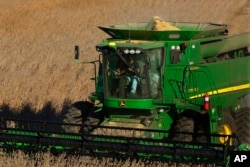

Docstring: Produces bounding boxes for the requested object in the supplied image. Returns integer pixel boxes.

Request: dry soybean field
[0,0,249,166]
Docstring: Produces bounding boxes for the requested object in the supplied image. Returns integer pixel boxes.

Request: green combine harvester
[0,17,249,166]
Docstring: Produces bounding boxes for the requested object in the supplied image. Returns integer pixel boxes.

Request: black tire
[172,117,194,142]
[235,107,250,143]
[63,106,82,133]
[224,111,237,132]
[195,126,208,143]
[81,117,101,133]
[193,113,210,144]
[62,101,102,133]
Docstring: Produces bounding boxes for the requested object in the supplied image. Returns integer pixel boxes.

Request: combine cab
[1,17,250,166]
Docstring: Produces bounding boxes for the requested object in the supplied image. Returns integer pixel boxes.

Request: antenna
[129,23,131,42]
[128,9,131,42]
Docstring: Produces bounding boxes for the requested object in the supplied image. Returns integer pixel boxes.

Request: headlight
[123,48,142,54]
[123,49,129,54]
[135,49,141,54]
[129,49,135,54]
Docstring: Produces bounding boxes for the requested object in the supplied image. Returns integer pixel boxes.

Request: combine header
[1,17,250,166]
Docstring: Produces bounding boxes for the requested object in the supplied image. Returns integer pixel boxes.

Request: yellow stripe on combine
[189,83,250,99]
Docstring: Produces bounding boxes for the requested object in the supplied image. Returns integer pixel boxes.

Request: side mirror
[74,45,79,59]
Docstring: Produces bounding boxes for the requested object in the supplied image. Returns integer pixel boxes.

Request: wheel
[0,119,7,133]
[62,101,103,133]
[194,126,208,143]
[235,107,250,143]
[219,111,237,145]
[62,105,83,133]
[62,101,93,133]
[172,117,194,142]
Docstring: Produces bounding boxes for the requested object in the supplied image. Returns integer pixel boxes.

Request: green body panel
[200,33,250,59]
[164,56,250,107]
[169,58,249,134]
[104,98,153,109]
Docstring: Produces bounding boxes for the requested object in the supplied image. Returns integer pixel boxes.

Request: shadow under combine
[0,100,72,132]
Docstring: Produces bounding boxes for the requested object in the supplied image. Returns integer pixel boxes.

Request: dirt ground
[0,0,249,112]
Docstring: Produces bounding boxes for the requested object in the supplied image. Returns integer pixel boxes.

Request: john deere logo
[119,100,126,108]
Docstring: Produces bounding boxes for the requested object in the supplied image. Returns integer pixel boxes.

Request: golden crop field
[0,0,249,112]
[0,0,249,166]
